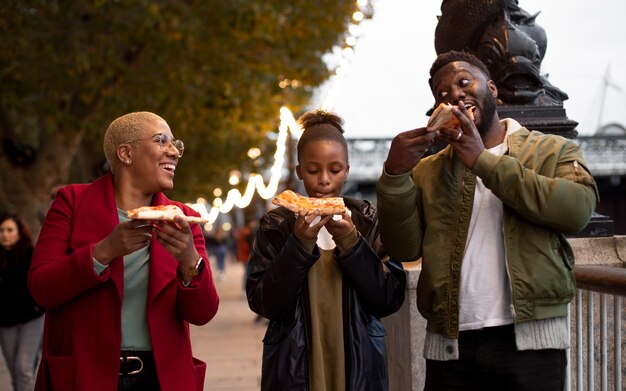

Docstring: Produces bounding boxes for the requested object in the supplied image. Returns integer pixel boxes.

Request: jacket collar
[502,118,529,158]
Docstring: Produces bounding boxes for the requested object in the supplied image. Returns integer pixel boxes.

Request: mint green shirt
[93,210,152,350]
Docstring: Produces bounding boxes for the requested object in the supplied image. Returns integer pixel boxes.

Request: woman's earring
[126,160,131,165]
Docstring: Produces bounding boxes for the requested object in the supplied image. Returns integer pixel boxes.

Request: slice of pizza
[126,205,208,224]
[272,190,346,216]
[427,102,475,130]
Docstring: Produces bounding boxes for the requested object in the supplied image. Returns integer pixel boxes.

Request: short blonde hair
[103,111,164,171]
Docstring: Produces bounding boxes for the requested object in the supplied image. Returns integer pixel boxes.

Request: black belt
[119,350,154,376]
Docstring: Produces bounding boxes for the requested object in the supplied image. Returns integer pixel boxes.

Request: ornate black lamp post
[433,0,612,236]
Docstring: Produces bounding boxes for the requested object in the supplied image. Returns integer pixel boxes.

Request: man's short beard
[477,94,497,137]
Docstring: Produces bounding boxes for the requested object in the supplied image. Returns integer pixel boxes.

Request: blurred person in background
[237,219,263,321]
[205,227,229,281]
[0,212,45,391]
[237,220,258,290]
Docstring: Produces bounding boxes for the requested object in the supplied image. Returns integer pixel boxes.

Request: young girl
[246,109,406,390]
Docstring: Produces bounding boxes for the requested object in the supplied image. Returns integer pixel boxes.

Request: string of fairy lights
[188,0,371,230]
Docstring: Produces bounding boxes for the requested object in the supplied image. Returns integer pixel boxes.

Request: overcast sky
[318,0,626,138]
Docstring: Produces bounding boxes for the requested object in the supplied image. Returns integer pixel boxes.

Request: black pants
[118,351,160,391]
[424,324,566,391]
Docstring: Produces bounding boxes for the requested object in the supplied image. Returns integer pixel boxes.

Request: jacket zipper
[449,167,466,335]
[502,223,516,319]
[503,140,516,320]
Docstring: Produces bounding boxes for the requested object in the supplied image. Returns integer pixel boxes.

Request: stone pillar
[382,261,426,391]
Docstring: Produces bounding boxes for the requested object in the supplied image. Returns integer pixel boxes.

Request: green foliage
[0,0,363,200]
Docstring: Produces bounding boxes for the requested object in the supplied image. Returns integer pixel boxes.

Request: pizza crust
[272,190,346,216]
[126,205,208,224]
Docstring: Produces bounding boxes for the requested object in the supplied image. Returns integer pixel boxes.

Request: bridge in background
[346,135,626,183]
[575,136,626,177]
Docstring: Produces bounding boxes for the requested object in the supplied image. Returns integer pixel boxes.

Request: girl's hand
[294,213,332,242]
[324,211,354,238]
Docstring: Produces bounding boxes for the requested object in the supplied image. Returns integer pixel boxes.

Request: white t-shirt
[309,210,351,250]
[458,140,515,331]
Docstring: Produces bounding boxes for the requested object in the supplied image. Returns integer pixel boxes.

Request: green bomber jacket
[376,119,599,339]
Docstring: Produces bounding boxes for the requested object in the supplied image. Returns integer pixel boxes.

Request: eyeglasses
[125,133,184,158]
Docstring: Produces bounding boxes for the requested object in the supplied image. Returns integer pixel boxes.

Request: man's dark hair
[428,50,491,90]
[296,109,348,160]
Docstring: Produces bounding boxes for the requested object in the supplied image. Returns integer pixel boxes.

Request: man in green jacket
[376,50,599,390]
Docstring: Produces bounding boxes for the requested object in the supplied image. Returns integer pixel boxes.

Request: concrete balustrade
[383,235,626,391]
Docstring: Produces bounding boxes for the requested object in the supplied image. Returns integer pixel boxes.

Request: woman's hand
[324,211,354,238]
[153,215,199,268]
[294,214,332,242]
[93,220,153,265]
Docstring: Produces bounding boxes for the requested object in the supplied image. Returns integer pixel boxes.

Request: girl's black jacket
[246,197,406,391]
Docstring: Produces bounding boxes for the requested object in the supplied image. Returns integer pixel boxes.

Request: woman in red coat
[28,112,219,390]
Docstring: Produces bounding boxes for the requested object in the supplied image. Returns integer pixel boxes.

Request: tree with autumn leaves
[0,0,369,235]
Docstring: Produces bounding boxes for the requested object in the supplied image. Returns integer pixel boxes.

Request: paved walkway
[0,258,266,390]
[196,259,266,390]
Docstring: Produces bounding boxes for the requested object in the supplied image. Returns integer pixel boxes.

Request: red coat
[29,174,219,390]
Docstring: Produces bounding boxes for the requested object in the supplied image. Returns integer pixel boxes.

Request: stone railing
[570,264,626,390]
[382,235,626,391]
